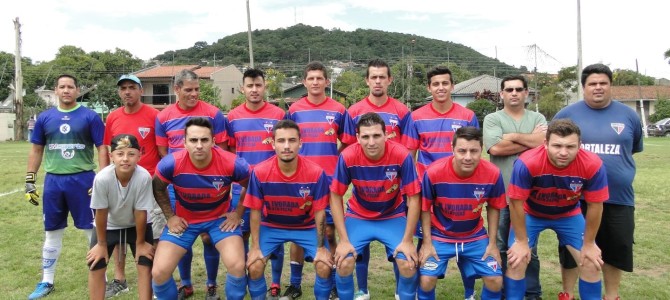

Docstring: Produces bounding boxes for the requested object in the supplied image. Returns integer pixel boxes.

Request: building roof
[611,85,670,101]
[134,65,226,79]
[452,74,502,95]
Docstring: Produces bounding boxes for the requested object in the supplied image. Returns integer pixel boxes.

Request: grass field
[0,138,669,299]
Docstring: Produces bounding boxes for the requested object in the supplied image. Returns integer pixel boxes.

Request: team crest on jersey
[451,124,462,131]
[61,149,75,160]
[385,168,398,181]
[389,118,399,129]
[325,113,336,125]
[59,123,71,134]
[212,179,225,191]
[486,259,499,272]
[569,180,583,193]
[473,187,485,201]
[264,122,274,133]
[138,127,150,139]
[611,123,625,135]
[299,186,311,199]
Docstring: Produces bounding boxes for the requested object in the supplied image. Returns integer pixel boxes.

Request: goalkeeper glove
[25,172,39,206]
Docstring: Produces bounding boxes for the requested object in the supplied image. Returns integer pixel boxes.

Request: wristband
[26,172,37,183]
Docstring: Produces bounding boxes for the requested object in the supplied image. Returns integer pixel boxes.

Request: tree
[557,66,579,93]
[665,49,670,64]
[466,98,496,128]
[198,80,226,111]
[612,69,655,86]
[265,68,286,99]
[650,99,670,123]
[333,70,367,107]
[538,85,567,120]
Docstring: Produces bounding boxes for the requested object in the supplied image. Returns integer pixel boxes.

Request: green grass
[1,139,669,299]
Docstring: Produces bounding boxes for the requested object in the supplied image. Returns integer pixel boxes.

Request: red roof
[611,86,670,101]
[134,65,225,79]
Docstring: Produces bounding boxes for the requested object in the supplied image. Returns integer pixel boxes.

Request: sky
[2,0,669,79]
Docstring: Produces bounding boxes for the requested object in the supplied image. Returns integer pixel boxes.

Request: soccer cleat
[177,285,194,300]
[268,283,281,300]
[281,284,303,300]
[328,287,339,300]
[354,290,370,300]
[558,292,574,300]
[465,291,477,300]
[205,285,220,300]
[28,282,55,300]
[105,279,129,298]
[394,294,400,300]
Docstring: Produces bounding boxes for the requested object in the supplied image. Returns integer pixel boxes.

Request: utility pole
[13,17,25,141]
[636,59,648,138]
[576,0,583,97]
[406,39,415,107]
[533,44,539,112]
[246,0,254,68]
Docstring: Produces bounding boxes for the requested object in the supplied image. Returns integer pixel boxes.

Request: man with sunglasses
[483,75,547,300]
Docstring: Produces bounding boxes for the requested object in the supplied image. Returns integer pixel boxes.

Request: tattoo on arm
[152,176,173,219]
[316,217,326,247]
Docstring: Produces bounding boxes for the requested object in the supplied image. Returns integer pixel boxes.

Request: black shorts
[559,203,635,272]
[88,225,154,271]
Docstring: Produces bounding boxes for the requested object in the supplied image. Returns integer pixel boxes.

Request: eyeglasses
[504,87,526,93]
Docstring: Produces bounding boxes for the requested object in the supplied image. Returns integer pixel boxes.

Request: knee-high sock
[152,276,177,300]
[271,246,284,285]
[481,285,502,300]
[393,260,400,294]
[82,228,93,244]
[579,278,602,300]
[42,229,64,284]
[248,275,267,298]
[290,261,304,287]
[397,273,418,300]
[177,247,193,286]
[417,286,436,300]
[458,260,476,298]
[335,273,354,300]
[203,240,220,286]
[503,276,526,300]
[314,274,333,300]
[355,245,370,292]
[225,274,248,300]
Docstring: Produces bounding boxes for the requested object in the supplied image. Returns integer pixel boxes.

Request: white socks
[41,229,64,284]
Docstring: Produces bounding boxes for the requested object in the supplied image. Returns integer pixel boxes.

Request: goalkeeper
[25,74,109,300]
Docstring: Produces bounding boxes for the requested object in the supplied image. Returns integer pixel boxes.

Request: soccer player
[347,59,411,300]
[418,127,505,300]
[244,119,334,300]
[554,63,643,300]
[226,68,287,298]
[150,117,250,300]
[505,119,608,300]
[103,74,163,298]
[287,61,356,299]
[87,135,155,300]
[483,75,546,300]
[401,66,479,299]
[155,69,229,299]
[331,112,421,300]
[26,74,109,300]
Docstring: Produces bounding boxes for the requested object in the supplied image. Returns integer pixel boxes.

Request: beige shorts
[150,208,166,240]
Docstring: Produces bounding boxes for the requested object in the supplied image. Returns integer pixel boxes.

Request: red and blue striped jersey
[287,97,356,177]
[348,97,411,142]
[244,156,329,229]
[156,147,250,224]
[155,101,228,153]
[402,103,479,177]
[227,102,286,167]
[508,146,609,219]
[331,140,421,220]
[422,157,507,243]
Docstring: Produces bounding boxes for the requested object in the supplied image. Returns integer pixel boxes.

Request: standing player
[226,68,287,298]
[150,117,250,300]
[155,69,229,299]
[87,135,155,300]
[555,63,643,300]
[402,66,479,299]
[244,119,334,300]
[103,74,163,298]
[26,74,109,300]
[483,75,546,300]
[330,112,421,300]
[347,59,411,300]
[505,119,607,300]
[418,127,505,300]
[287,61,356,299]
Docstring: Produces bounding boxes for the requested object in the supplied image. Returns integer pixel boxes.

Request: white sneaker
[354,290,370,300]
[395,294,400,300]
[464,290,476,300]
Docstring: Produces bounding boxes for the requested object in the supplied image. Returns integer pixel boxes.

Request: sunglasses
[504,87,526,93]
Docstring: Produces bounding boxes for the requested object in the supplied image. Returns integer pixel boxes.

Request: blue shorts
[509,214,585,250]
[419,238,502,278]
[230,188,251,233]
[346,217,408,261]
[43,171,95,231]
[159,218,242,250]
[260,226,328,262]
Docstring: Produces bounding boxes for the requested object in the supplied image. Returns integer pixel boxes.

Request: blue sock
[397,273,418,300]
[178,247,193,287]
[331,268,336,288]
[290,261,303,287]
[503,276,526,300]
[248,275,267,298]
[579,278,602,300]
[355,245,370,292]
[461,274,476,298]
[314,274,333,300]
[417,286,435,300]
[203,241,220,286]
[225,274,247,300]
[152,277,177,300]
[270,246,284,285]
[481,285,502,300]
[393,261,400,294]
[335,273,354,300]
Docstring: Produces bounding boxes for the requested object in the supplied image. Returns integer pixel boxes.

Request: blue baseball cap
[117,74,142,88]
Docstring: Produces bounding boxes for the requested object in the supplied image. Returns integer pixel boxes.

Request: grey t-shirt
[90,164,155,230]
